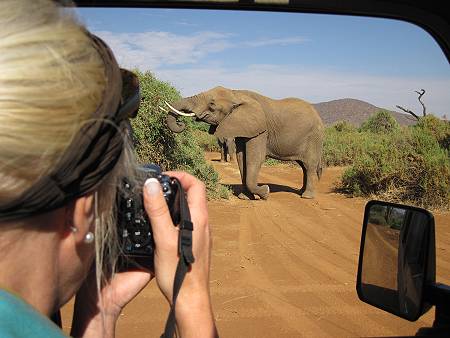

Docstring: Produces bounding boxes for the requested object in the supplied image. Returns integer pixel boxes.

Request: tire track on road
[206,152,438,337]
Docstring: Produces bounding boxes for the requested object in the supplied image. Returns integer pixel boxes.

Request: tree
[396,89,427,121]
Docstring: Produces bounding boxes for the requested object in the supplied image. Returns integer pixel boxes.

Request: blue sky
[77,8,450,117]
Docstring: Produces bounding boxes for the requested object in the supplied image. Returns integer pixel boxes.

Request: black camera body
[117,164,181,260]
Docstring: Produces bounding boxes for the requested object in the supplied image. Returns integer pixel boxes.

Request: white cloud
[244,37,309,47]
[94,30,233,69]
[95,30,310,70]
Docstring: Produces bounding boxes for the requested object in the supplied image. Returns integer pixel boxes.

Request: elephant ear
[214,102,267,139]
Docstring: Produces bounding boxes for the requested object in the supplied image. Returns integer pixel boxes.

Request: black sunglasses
[118,68,141,120]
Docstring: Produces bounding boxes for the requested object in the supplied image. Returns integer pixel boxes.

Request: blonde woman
[0,1,217,337]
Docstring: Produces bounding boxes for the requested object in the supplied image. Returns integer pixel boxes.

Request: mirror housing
[356,200,436,321]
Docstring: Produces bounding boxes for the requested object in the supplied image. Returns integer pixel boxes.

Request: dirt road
[62,152,450,337]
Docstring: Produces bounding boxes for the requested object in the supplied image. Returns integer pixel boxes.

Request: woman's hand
[71,171,216,338]
[70,266,152,338]
[143,171,217,338]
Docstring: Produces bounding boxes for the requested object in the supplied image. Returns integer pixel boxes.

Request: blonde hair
[0,0,134,286]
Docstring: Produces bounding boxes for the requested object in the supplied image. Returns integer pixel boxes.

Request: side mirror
[356,200,436,321]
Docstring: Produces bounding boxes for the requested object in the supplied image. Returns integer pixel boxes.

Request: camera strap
[161,179,195,338]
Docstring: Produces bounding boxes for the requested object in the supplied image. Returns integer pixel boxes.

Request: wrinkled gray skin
[166,86,324,200]
[217,136,235,162]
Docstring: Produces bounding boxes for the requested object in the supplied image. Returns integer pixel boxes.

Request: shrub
[193,129,221,152]
[323,111,449,209]
[130,70,229,199]
[359,110,400,134]
[264,158,282,166]
[368,211,388,226]
[332,120,356,133]
[414,114,450,150]
[340,128,450,209]
[323,127,371,166]
[130,71,180,168]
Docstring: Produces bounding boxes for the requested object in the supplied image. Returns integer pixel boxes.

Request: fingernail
[144,178,160,196]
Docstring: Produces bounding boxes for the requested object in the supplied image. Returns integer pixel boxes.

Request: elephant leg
[296,160,316,199]
[296,160,307,195]
[228,139,236,162]
[245,133,269,200]
[225,141,231,162]
[223,141,228,162]
[220,142,226,162]
[235,138,252,200]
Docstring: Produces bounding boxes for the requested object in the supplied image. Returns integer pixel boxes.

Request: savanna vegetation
[324,111,450,209]
[131,71,449,208]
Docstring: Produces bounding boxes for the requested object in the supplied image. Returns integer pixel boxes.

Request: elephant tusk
[158,106,168,112]
[165,101,196,117]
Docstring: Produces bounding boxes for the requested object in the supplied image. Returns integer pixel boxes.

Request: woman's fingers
[142,178,177,241]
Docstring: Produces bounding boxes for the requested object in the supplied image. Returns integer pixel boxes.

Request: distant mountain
[313,98,416,127]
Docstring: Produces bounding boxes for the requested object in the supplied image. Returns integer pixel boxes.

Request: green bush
[359,110,400,134]
[264,158,282,166]
[192,121,212,133]
[323,127,371,166]
[193,129,221,152]
[369,214,388,226]
[323,112,449,209]
[414,115,450,150]
[130,70,229,199]
[340,128,450,209]
[332,120,356,133]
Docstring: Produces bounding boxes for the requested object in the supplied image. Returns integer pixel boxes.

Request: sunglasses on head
[118,68,141,121]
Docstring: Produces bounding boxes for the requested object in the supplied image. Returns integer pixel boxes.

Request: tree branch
[396,105,420,121]
[414,89,427,116]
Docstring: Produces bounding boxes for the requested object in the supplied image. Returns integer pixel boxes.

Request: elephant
[165,86,324,200]
[217,136,236,162]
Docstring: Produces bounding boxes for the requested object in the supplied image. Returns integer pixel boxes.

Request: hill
[313,98,416,127]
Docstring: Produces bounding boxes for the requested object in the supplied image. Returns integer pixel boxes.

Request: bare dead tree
[396,105,421,121]
[396,89,427,121]
[415,89,427,116]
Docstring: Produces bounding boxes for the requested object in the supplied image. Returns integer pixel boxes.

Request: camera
[117,164,181,261]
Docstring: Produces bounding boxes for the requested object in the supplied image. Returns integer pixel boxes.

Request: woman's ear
[69,193,96,244]
[214,101,267,139]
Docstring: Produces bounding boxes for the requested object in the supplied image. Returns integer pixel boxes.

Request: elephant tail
[317,158,323,180]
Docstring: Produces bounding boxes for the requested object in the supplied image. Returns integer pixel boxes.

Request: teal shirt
[0,289,67,338]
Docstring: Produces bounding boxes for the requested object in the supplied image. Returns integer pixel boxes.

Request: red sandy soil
[62,152,450,337]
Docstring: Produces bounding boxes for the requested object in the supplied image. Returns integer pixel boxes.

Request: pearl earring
[84,232,95,244]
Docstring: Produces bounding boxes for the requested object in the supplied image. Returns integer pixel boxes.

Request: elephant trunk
[165,94,206,133]
[166,111,186,133]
